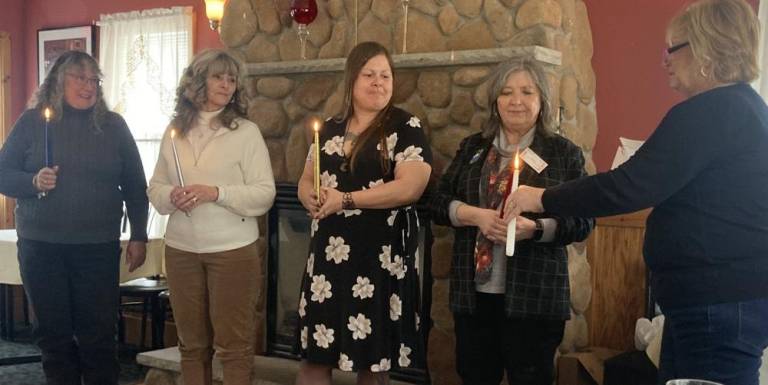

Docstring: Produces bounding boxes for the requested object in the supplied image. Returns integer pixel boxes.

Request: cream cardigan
[148,113,276,253]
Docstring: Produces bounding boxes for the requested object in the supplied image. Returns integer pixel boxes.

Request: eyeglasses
[66,73,103,87]
[662,41,690,63]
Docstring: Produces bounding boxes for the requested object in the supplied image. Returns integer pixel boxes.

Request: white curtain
[98,7,193,237]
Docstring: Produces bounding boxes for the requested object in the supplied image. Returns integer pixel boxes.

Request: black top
[0,104,148,243]
[430,131,594,319]
[543,83,768,309]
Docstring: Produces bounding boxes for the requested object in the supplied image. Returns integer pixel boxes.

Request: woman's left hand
[125,241,147,272]
[316,187,343,219]
[172,184,219,212]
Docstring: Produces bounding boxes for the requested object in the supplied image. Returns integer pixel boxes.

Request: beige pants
[165,242,262,385]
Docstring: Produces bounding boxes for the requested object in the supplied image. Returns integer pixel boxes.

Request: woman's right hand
[458,205,507,243]
[34,166,59,192]
[298,183,322,218]
[169,186,189,213]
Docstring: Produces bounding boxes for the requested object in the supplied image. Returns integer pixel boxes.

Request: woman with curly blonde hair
[148,49,275,385]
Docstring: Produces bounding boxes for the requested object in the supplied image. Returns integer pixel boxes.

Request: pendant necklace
[340,121,359,172]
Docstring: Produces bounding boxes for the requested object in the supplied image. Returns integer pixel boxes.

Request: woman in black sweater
[510,1,768,384]
[0,51,147,385]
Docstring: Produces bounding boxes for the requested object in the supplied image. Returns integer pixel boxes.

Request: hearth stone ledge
[246,46,562,76]
[138,347,416,385]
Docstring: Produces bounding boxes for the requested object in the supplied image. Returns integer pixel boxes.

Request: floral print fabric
[297,107,432,372]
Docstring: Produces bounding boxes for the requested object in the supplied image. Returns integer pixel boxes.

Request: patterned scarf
[474,145,513,284]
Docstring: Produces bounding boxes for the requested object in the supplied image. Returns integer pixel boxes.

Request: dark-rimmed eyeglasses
[66,73,103,88]
[662,42,690,63]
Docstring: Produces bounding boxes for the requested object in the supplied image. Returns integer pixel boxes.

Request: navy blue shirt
[543,83,768,309]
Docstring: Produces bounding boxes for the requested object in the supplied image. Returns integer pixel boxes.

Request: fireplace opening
[266,183,433,383]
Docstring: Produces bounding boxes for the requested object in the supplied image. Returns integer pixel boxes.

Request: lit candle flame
[313,120,320,132]
[170,129,176,139]
[514,151,520,170]
[43,107,51,122]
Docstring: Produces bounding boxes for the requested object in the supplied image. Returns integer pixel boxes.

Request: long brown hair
[334,42,395,174]
[30,50,110,133]
[171,49,249,136]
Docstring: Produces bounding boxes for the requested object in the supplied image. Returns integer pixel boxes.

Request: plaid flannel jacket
[430,131,595,319]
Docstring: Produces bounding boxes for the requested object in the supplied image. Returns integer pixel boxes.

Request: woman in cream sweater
[148,49,275,385]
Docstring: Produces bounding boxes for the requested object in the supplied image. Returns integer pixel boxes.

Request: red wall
[0,0,28,123]
[14,0,223,124]
[587,0,759,171]
[3,0,763,169]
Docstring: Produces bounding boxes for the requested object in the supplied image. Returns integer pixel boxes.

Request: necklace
[340,121,359,172]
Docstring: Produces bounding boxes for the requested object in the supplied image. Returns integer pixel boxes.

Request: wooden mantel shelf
[245,46,562,76]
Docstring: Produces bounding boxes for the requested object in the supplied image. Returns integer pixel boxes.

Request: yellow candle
[313,120,321,199]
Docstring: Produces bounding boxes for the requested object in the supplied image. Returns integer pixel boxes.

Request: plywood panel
[586,209,650,350]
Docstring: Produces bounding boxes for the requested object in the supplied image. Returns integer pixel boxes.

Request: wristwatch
[532,219,544,241]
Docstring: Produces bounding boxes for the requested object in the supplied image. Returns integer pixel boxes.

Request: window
[99,7,193,237]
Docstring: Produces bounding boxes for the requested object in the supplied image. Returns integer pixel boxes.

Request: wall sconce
[204,0,225,32]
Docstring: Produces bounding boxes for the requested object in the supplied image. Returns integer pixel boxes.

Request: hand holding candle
[505,151,520,256]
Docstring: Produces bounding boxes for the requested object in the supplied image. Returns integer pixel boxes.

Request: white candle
[313,120,321,200]
[506,151,520,256]
[170,129,185,187]
[170,129,191,217]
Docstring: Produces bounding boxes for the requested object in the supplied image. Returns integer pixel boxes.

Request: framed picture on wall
[37,25,95,85]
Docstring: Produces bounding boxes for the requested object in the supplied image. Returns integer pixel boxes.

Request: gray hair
[31,50,110,133]
[482,57,556,139]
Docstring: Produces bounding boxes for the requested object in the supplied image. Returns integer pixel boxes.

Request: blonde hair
[668,0,759,83]
[171,49,249,136]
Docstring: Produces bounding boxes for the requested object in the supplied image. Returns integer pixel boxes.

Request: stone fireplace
[218,0,598,384]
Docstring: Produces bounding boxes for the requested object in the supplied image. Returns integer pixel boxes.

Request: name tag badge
[521,148,548,173]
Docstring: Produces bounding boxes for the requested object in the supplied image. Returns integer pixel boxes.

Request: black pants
[453,293,565,385]
[18,238,121,385]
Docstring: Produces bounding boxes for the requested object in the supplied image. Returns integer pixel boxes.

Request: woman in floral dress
[295,41,432,385]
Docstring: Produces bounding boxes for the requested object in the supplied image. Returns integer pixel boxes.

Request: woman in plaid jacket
[430,57,594,385]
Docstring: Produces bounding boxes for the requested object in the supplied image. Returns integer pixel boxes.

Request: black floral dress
[297,107,432,372]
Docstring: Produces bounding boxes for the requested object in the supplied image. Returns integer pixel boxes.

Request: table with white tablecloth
[0,229,165,341]
[0,229,165,285]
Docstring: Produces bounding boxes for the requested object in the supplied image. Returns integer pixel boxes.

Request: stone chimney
[220,1,597,384]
